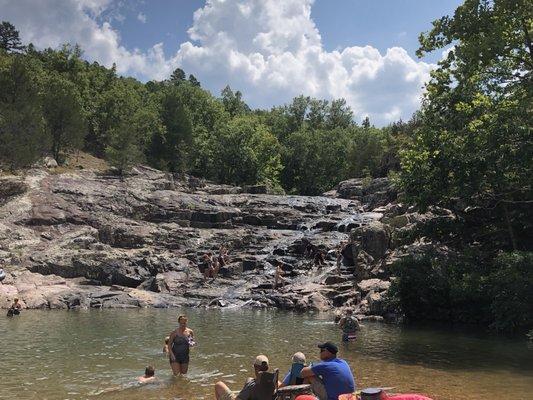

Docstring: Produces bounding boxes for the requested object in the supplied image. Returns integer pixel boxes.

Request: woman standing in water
[168,315,195,375]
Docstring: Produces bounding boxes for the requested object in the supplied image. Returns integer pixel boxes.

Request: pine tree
[0,22,25,53]
[0,55,47,169]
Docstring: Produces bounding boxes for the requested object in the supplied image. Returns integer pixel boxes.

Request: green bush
[390,251,533,332]
[488,252,533,332]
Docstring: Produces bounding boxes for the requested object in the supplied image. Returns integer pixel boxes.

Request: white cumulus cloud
[0,0,435,125]
[137,12,147,24]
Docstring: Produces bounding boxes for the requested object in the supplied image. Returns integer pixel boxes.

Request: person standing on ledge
[300,342,356,400]
[168,315,195,375]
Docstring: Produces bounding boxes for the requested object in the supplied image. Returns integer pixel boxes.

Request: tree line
[0,0,531,333]
[0,21,406,196]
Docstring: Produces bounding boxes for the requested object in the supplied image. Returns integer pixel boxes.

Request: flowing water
[1,309,532,400]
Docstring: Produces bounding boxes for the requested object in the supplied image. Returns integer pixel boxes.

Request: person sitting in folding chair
[279,352,306,388]
[215,355,279,400]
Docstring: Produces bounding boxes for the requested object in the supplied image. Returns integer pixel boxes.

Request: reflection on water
[1,309,532,400]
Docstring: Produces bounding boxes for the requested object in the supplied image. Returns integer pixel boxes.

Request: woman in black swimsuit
[168,315,195,375]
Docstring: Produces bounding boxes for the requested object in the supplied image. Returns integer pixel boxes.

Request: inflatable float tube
[338,390,434,400]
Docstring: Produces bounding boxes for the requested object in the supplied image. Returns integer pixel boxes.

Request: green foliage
[0,22,403,191]
[160,87,193,172]
[399,0,532,249]
[42,72,86,162]
[281,128,353,194]
[204,115,282,187]
[488,252,533,332]
[105,119,143,174]
[0,54,47,169]
[389,254,453,322]
[346,126,385,178]
[169,68,186,84]
[221,85,250,117]
[188,74,201,87]
[0,21,25,53]
[390,250,533,332]
[101,80,152,173]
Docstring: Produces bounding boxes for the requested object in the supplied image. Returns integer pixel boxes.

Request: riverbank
[2,308,532,400]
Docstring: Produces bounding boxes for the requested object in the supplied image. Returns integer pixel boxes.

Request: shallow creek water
[1,309,532,400]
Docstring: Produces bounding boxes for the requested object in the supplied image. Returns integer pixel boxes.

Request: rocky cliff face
[0,167,439,317]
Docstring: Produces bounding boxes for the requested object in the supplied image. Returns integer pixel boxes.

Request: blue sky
[0,0,465,125]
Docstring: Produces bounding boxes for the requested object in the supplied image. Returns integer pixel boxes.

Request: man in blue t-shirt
[300,342,356,400]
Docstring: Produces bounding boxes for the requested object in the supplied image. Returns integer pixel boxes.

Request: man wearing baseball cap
[300,342,356,400]
[214,354,270,400]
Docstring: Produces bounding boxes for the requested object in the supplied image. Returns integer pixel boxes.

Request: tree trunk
[503,203,518,251]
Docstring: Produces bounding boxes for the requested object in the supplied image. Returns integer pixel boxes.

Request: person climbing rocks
[168,315,195,375]
[274,263,285,289]
[218,246,229,268]
[0,267,6,284]
[336,244,344,274]
[338,309,360,342]
[212,256,221,279]
[203,253,215,280]
[314,251,326,268]
[305,242,315,258]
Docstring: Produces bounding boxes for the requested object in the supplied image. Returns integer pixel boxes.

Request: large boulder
[43,157,58,168]
[351,221,390,260]
[0,176,27,205]
[330,178,397,210]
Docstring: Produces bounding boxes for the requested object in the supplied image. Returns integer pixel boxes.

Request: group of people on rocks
[186,238,352,290]
[199,246,230,280]
[305,240,353,273]
[274,239,354,291]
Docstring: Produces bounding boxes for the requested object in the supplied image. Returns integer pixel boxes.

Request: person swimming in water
[137,366,157,384]
[7,298,22,317]
[168,315,195,375]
